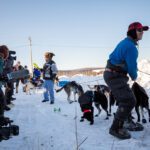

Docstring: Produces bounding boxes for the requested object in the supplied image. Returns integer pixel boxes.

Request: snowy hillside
[138,59,150,91]
[0,60,150,150]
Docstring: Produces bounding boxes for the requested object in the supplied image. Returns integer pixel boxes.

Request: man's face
[136,28,144,40]
[45,57,49,62]
[45,56,52,62]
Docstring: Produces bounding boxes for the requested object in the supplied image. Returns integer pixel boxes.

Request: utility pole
[28,36,33,76]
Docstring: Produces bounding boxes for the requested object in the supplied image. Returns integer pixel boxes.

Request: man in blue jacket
[103,22,149,139]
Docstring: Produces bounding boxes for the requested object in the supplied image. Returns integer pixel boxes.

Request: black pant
[5,82,14,104]
[0,88,5,116]
[103,71,136,121]
[16,79,20,88]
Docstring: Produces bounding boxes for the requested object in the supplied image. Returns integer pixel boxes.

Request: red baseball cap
[128,22,149,32]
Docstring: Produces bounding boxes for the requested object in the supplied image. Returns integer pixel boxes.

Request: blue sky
[0,0,150,70]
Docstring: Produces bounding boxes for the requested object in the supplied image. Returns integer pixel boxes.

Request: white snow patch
[1,59,150,150]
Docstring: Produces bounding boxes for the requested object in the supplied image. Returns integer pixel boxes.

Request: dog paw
[142,119,147,124]
[90,121,94,125]
[80,119,84,122]
[105,117,109,120]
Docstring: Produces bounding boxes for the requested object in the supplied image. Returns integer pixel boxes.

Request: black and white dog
[108,82,150,123]
[132,82,150,123]
[88,84,111,119]
[56,81,83,103]
[94,91,111,119]
[88,84,110,94]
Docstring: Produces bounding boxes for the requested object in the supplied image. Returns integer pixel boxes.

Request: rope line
[138,70,150,76]
[78,69,150,85]
[78,78,103,85]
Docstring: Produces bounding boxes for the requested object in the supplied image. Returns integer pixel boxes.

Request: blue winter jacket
[109,37,138,80]
[33,68,41,78]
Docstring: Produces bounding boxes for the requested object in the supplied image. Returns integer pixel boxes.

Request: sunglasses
[137,28,143,32]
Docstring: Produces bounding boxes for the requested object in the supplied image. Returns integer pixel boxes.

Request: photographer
[0,45,9,123]
[0,45,19,141]
[3,50,17,106]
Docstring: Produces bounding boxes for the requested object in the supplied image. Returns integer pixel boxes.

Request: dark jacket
[43,60,58,80]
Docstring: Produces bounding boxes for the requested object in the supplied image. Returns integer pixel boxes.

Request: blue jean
[43,80,55,102]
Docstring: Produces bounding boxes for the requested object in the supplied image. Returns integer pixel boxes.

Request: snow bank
[137,59,150,94]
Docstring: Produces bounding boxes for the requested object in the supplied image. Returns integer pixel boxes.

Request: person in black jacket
[42,52,58,104]
[0,45,11,124]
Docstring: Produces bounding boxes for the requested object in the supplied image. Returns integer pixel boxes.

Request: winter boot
[124,119,144,131]
[109,118,131,139]
[50,101,54,104]
[42,99,49,103]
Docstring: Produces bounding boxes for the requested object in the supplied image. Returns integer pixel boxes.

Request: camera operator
[0,45,9,124]
[0,45,19,141]
[3,50,17,107]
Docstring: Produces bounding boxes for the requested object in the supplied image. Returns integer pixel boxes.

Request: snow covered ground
[1,62,150,150]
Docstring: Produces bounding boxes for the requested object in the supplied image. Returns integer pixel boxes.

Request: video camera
[2,50,17,77]
[0,120,19,141]
[0,50,20,82]
[0,117,19,141]
[8,50,17,61]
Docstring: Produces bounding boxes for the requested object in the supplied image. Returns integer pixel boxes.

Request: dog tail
[55,87,64,93]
